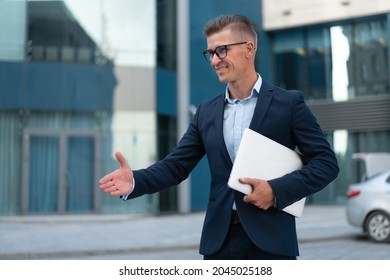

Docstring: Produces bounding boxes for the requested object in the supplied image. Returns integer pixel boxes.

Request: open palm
[99,152,134,196]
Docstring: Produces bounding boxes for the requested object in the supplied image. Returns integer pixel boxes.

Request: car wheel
[365,211,390,243]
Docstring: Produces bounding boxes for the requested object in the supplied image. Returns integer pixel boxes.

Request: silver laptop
[228,128,306,217]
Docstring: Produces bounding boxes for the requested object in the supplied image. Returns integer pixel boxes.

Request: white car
[346,170,390,243]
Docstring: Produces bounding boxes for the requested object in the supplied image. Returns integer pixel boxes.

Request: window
[273,16,389,101]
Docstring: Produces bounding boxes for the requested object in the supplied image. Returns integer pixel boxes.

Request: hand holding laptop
[240,177,276,210]
[228,128,306,217]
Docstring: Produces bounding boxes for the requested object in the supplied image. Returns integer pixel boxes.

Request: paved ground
[0,205,389,260]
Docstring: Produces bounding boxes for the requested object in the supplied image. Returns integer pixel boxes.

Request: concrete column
[176,0,191,213]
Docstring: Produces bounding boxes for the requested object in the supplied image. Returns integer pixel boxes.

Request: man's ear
[246,41,256,57]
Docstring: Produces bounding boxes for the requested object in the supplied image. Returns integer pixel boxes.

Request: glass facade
[273,16,389,101]
[272,15,390,204]
[0,0,157,215]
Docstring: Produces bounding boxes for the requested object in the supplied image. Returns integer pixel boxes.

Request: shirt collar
[225,73,262,104]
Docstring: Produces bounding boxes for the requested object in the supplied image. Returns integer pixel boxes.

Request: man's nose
[211,53,221,65]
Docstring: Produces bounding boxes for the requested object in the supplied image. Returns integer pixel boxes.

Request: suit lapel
[249,81,274,132]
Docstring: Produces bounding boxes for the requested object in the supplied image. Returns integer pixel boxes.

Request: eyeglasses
[202,42,247,62]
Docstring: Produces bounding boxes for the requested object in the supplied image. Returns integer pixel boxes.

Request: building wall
[263,0,390,30]
[0,0,158,215]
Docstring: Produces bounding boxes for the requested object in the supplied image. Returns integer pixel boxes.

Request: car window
[386,175,390,183]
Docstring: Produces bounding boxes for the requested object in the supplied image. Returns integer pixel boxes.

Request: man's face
[206,29,250,84]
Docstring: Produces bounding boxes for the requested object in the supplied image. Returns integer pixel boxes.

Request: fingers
[99,174,115,190]
[99,172,113,185]
[99,178,122,196]
[240,178,275,210]
[115,151,128,168]
[104,184,117,194]
[109,189,123,196]
[239,177,256,185]
[240,178,258,204]
[106,182,130,197]
[243,192,272,210]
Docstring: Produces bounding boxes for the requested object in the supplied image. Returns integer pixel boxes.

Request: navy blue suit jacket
[127,81,339,257]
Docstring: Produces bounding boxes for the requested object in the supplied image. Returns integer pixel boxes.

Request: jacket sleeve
[126,104,206,199]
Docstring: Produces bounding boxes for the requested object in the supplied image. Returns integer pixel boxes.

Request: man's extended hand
[99,152,134,196]
[240,178,275,210]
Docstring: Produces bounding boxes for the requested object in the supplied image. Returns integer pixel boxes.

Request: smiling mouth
[215,65,228,72]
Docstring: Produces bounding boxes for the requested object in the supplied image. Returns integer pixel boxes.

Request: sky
[64,0,156,67]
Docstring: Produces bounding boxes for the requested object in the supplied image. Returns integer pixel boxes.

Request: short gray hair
[203,14,258,48]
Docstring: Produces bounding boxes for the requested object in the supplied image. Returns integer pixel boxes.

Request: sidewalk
[0,205,357,259]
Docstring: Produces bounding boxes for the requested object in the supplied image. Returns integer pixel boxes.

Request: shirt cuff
[121,178,135,200]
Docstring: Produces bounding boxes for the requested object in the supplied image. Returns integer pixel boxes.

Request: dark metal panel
[308,95,390,132]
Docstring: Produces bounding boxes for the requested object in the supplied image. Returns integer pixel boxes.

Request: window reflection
[0,0,26,61]
[331,26,350,101]
[274,31,305,95]
[333,129,348,156]
[307,28,330,100]
[353,20,389,96]
[273,17,389,101]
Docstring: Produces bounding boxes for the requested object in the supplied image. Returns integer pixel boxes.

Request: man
[99,14,339,260]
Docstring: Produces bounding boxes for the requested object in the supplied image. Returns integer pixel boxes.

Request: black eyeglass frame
[202,41,247,62]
